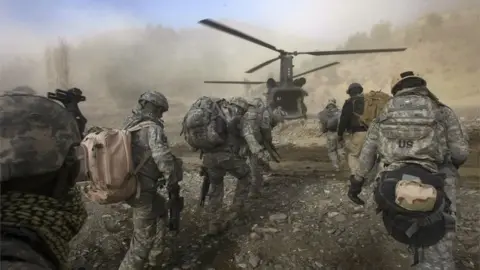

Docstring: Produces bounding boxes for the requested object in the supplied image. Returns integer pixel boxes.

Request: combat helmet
[346,83,363,95]
[252,97,265,108]
[139,91,169,111]
[391,71,426,95]
[0,92,82,181]
[229,97,250,111]
[327,98,337,105]
[4,86,37,95]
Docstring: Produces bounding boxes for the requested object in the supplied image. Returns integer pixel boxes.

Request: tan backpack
[79,121,155,204]
[354,90,391,127]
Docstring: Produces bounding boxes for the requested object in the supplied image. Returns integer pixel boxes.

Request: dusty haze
[0,0,479,127]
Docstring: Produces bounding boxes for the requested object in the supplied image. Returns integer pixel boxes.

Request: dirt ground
[69,111,480,270]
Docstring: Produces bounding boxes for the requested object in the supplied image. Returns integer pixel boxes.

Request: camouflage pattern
[374,87,445,172]
[229,97,250,111]
[251,97,265,108]
[118,188,168,270]
[326,132,345,171]
[0,93,81,181]
[318,101,344,170]
[270,106,287,127]
[353,86,469,269]
[199,101,252,234]
[242,105,265,156]
[345,131,367,175]
[138,91,169,110]
[4,86,37,95]
[119,107,179,269]
[354,87,469,179]
[202,151,250,234]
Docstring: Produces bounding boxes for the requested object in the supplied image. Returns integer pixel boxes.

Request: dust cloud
[0,0,478,125]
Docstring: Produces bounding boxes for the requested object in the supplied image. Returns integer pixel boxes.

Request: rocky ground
[69,112,480,270]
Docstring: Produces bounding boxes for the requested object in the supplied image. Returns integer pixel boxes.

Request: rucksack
[181,96,228,151]
[374,164,455,266]
[354,90,390,127]
[79,121,156,204]
[319,108,340,131]
[377,93,444,165]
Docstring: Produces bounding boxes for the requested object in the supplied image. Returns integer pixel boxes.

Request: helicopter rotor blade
[246,56,281,74]
[199,19,281,53]
[204,80,264,84]
[298,48,407,56]
[292,61,340,79]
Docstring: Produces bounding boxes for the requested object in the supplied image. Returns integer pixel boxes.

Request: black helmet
[391,71,427,95]
[346,83,363,95]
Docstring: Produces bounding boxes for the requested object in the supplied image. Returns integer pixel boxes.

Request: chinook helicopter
[199,19,407,119]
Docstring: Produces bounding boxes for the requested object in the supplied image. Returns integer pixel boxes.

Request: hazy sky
[0,0,459,53]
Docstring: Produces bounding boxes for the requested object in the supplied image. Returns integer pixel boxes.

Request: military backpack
[354,90,391,127]
[181,96,228,151]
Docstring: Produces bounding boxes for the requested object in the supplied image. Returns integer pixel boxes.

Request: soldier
[318,98,345,171]
[243,101,286,198]
[201,97,253,235]
[337,83,367,179]
[347,71,469,269]
[1,90,87,269]
[119,91,183,270]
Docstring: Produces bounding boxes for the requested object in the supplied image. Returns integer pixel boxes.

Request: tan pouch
[395,179,437,212]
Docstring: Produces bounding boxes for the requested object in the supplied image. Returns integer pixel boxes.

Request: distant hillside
[305,5,480,109]
[1,2,478,126]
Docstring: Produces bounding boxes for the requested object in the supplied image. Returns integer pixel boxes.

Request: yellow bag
[354,90,391,127]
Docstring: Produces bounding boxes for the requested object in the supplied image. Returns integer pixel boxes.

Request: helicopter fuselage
[266,85,308,119]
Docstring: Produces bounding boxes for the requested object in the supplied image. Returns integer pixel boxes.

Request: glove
[347,176,365,205]
[257,149,272,163]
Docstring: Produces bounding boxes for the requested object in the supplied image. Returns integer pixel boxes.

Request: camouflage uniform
[318,99,345,171]
[0,91,87,269]
[243,102,286,197]
[119,91,181,270]
[352,74,469,269]
[202,97,252,235]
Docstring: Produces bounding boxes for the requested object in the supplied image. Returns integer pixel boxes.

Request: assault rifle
[263,140,280,163]
[47,88,87,136]
[199,166,210,207]
[168,183,184,233]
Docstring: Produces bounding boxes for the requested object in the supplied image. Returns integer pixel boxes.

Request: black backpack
[374,164,455,266]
